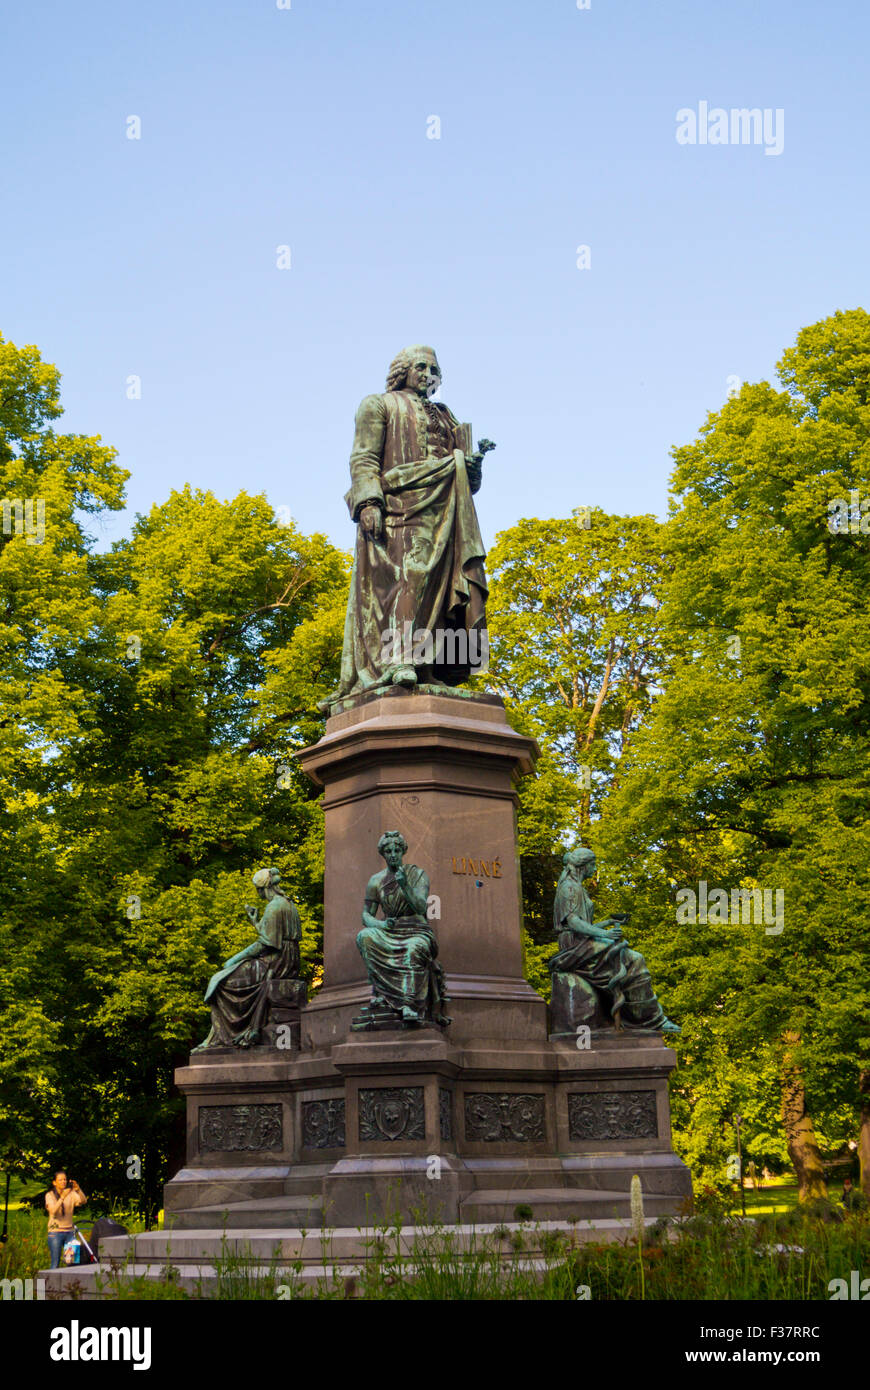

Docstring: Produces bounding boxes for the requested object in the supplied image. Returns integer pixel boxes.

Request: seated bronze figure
[194,866,301,1050]
[352,830,450,1030]
[548,846,679,1037]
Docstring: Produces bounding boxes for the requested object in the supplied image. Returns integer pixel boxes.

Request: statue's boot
[393,666,417,686]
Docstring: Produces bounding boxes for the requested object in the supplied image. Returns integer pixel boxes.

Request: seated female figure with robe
[549,847,679,1038]
[194,866,300,1050]
[353,831,450,1030]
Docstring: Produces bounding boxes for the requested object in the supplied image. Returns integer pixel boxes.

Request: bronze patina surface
[324,345,495,708]
[352,829,450,1031]
[193,866,301,1050]
[548,847,680,1038]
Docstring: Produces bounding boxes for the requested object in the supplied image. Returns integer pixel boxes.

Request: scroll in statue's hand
[359,505,384,539]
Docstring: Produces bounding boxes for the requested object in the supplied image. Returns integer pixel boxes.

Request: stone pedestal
[162,692,692,1228]
[163,1030,690,1226]
[296,689,545,1046]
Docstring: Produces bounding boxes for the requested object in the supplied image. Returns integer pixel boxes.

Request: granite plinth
[296,692,546,1045]
[163,1031,691,1226]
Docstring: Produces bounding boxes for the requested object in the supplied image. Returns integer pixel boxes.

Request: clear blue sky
[2,0,867,551]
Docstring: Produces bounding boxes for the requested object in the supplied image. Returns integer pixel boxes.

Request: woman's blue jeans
[48,1230,74,1268]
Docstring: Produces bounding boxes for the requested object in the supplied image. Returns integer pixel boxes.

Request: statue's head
[252,865,281,894]
[386,345,441,398]
[563,846,596,880]
[377,830,408,869]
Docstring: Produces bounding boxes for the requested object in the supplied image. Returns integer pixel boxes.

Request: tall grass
[554,1197,870,1301]
[39,1198,870,1301]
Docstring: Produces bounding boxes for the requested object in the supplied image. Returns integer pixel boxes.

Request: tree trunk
[859,1069,870,1201]
[780,1033,828,1202]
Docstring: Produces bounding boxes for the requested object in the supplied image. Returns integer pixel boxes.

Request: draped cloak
[549,872,667,1030]
[196,893,301,1049]
[335,388,488,699]
[356,865,446,1020]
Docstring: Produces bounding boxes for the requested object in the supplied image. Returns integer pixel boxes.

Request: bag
[89,1218,128,1260]
[61,1238,81,1266]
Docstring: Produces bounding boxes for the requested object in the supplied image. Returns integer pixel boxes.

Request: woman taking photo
[45,1170,86,1267]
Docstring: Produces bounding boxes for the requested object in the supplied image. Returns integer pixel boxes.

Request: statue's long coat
[337,388,487,696]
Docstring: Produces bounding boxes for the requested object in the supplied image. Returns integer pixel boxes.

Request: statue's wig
[385,345,441,392]
[377,830,408,857]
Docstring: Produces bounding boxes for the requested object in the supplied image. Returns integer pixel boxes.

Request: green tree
[0,333,127,1176]
[482,510,667,977]
[0,335,351,1217]
[597,308,870,1200]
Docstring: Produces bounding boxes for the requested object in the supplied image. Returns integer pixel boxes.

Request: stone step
[41,1213,672,1298]
[42,1255,573,1301]
[167,1194,324,1230]
[163,1163,337,1216]
[97,1214,647,1266]
[460,1187,682,1223]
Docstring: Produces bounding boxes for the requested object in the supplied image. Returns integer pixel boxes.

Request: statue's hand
[359,505,384,539]
[244,904,258,921]
[466,439,494,472]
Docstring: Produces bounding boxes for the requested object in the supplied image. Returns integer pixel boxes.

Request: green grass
[67,1203,870,1301]
[729,1179,800,1216]
[7,1174,865,1300]
[560,1202,869,1301]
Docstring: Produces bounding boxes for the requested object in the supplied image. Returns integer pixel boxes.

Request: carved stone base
[295,693,547,1046]
[163,1030,692,1227]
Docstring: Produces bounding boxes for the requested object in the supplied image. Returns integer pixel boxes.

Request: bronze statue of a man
[325,345,494,706]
